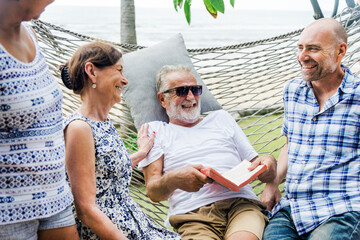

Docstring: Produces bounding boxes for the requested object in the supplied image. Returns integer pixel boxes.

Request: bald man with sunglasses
[138,65,276,240]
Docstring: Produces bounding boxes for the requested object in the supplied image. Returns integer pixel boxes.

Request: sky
[51,0,349,12]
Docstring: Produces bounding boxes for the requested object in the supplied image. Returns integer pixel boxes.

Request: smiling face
[159,70,201,127]
[296,22,341,82]
[95,59,128,106]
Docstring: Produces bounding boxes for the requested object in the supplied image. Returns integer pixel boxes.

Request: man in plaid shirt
[262,18,360,239]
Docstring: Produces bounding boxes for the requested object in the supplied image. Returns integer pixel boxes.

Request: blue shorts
[0,205,76,240]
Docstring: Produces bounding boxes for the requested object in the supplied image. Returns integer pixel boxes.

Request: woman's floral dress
[64,113,180,240]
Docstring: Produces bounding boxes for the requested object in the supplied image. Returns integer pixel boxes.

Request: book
[200,159,267,192]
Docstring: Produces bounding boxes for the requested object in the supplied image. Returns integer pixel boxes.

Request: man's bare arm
[261,138,289,210]
[143,156,213,202]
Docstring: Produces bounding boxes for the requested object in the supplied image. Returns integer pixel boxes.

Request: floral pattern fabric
[64,113,180,240]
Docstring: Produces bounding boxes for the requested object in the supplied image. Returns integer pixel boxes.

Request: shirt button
[295,180,298,184]
[302,161,306,164]
[309,138,313,142]
[291,198,295,202]
[312,117,317,121]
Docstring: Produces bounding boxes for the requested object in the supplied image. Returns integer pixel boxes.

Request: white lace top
[0,23,73,224]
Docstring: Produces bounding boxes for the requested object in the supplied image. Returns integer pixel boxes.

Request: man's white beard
[167,98,201,124]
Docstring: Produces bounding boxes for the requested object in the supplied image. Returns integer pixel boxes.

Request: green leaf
[184,0,191,24]
[173,0,178,11]
[209,0,225,13]
[230,0,235,7]
[178,0,184,8]
[203,0,218,18]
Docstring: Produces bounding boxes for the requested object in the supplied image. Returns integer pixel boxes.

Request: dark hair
[59,42,122,94]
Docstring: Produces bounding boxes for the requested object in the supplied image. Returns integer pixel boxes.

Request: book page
[222,160,263,186]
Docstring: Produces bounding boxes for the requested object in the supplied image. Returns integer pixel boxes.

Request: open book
[200,159,267,192]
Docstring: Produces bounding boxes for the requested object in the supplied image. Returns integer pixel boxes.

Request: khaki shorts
[169,198,268,240]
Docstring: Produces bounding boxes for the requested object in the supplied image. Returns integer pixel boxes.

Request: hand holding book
[200,159,267,192]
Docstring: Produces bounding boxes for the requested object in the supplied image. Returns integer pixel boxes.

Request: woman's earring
[92,83,97,89]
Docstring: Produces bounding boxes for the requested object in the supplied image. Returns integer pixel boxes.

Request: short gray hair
[156,65,194,93]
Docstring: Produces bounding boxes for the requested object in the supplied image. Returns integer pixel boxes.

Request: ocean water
[40,5,327,49]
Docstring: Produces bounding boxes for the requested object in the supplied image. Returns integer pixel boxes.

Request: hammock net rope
[31,6,360,226]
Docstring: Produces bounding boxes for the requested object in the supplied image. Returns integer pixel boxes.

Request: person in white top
[0,0,79,239]
[139,65,277,240]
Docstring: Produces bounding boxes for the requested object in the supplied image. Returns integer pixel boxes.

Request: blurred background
[40,0,349,48]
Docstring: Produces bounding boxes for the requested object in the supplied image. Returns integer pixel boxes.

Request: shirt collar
[338,65,355,94]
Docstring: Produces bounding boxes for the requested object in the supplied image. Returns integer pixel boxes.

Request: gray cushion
[122,33,222,130]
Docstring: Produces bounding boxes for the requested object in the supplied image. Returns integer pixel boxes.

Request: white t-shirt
[138,110,259,224]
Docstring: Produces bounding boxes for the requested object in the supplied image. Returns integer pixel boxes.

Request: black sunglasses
[162,85,203,97]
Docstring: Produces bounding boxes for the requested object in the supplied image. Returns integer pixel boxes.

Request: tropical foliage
[173,0,235,24]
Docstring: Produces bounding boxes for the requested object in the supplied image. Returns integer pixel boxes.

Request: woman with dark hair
[0,0,78,239]
[61,42,180,240]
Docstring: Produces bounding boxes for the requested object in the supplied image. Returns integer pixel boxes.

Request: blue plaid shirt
[271,66,360,235]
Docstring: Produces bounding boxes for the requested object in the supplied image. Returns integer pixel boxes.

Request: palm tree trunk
[121,0,137,45]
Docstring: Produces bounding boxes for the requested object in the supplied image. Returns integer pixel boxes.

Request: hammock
[31,6,360,226]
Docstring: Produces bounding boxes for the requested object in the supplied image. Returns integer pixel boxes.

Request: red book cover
[200,160,267,192]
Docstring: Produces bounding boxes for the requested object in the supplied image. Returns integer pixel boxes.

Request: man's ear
[157,92,167,109]
[337,42,347,60]
[84,62,96,83]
